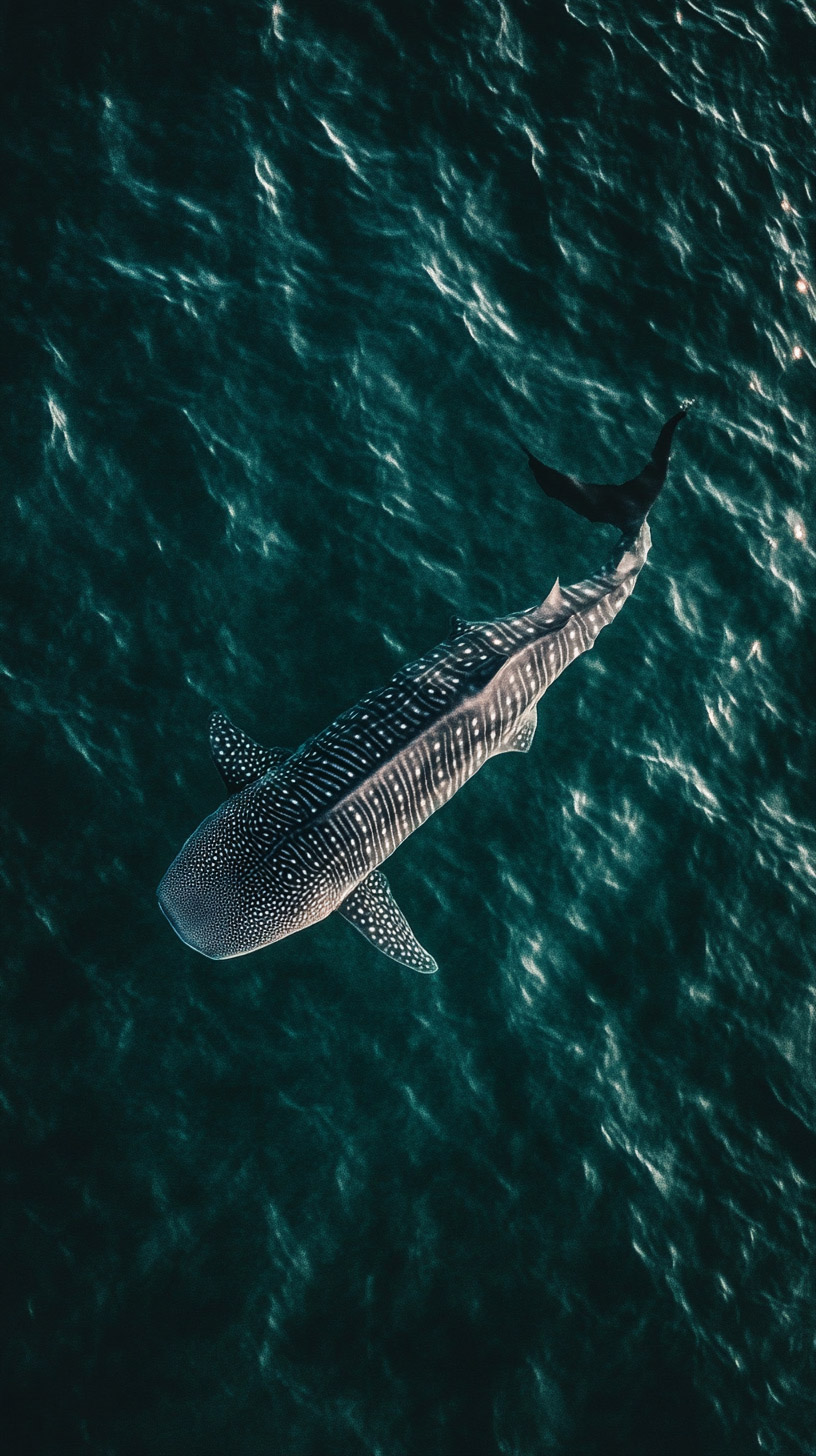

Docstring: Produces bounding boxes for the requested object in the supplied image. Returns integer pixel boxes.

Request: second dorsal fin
[541,577,567,614]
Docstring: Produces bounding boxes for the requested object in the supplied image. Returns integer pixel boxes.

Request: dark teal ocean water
[3,2,815,1452]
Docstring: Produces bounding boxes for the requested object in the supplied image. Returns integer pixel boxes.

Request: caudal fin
[525,399,693,530]
[525,453,612,525]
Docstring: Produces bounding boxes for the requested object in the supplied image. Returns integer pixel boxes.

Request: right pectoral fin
[337,870,438,974]
[209,711,292,793]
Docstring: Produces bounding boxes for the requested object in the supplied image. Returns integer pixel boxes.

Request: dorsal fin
[209,711,293,794]
[541,577,566,613]
[448,614,495,639]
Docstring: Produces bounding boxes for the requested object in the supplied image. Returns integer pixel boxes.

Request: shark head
[157,783,325,959]
[157,800,253,959]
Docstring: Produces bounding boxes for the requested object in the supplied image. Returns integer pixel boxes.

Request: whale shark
[158,513,653,972]
[527,400,693,531]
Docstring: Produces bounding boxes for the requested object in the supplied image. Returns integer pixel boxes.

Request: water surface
[2,2,815,1452]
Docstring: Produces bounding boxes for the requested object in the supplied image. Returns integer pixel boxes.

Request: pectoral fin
[500,705,538,754]
[209,711,292,793]
[338,870,438,973]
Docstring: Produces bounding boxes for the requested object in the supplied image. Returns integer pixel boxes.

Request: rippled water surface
[3,2,815,1452]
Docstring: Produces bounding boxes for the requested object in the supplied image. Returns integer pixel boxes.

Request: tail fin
[525,451,612,524]
[524,400,693,530]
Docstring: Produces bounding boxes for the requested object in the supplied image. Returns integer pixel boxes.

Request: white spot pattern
[158,527,649,963]
[338,869,437,973]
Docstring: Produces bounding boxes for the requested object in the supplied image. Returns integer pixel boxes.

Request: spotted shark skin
[158,520,651,971]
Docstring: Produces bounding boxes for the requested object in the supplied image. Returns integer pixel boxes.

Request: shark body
[158,520,651,972]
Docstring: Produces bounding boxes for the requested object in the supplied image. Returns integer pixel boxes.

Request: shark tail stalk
[545,517,652,651]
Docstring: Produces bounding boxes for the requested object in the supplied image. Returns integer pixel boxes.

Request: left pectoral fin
[337,870,438,974]
[209,711,293,793]
[501,705,538,754]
